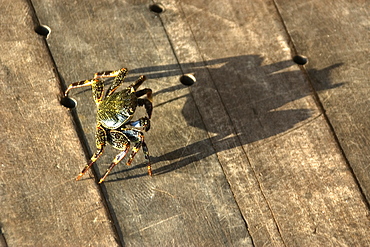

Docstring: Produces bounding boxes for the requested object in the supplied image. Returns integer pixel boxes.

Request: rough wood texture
[275,0,370,202]
[0,0,119,246]
[2,0,369,246]
[32,0,252,246]
[159,0,370,245]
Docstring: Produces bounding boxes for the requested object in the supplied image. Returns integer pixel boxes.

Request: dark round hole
[61,97,77,108]
[180,74,196,86]
[293,55,308,65]
[35,25,51,38]
[149,3,164,13]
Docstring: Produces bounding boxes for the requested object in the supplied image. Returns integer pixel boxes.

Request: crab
[64,68,153,183]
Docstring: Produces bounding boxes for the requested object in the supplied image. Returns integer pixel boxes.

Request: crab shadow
[108,55,344,179]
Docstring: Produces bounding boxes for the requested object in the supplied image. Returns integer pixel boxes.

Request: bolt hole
[149,3,164,13]
[180,74,196,86]
[61,97,77,109]
[35,25,51,38]
[293,55,308,65]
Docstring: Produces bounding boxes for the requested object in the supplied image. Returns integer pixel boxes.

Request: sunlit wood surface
[1,0,369,246]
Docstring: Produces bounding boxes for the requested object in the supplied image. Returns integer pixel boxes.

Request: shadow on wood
[105,54,344,179]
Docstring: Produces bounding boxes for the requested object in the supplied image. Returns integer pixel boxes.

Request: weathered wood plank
[32,0,253,246]
[275,0,370,202]
[160,0,370,245]
[0,0,118,246]
[30,0,370,246]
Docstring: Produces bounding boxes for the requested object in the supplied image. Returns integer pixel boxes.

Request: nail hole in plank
[180,74,196,86]
[61,97,77,109]
[293,55,308,65]
[149,3,165,13]
[35,25,51,38]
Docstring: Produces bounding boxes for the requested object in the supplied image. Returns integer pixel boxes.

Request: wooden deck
[1,0,369,246]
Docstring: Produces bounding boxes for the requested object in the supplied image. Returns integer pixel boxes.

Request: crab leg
[120,127,152,176]
[106,68,128,96]
[65,68,125,97]
[128,117,150,131]
[132,75,147,91]
[142,141,152,176]
[126,140,152,176]
[93,69,124,79]
[65,79,96,96]
[76,148,104,181]
[64,78,104,104]
[76,125,106,181]
[99,144,129,184]
[136,88,152,101]
[138,98,153,119]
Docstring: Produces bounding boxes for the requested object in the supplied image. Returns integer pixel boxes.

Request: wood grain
[32,0,252,246]
[0,0,118,246]
[275,0,370,202]
[5,0,369,246]
[160,0,370,245]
